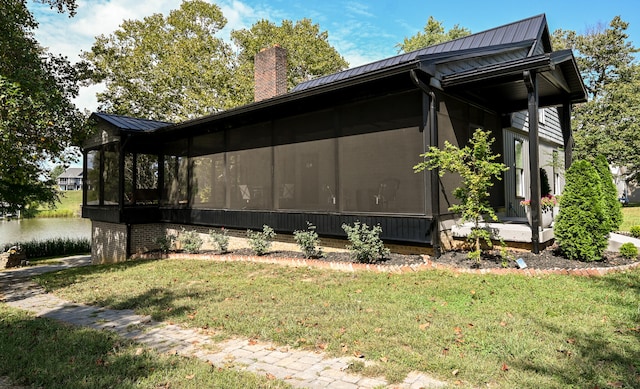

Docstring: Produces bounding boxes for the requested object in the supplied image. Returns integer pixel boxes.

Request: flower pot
[525,207,553,228]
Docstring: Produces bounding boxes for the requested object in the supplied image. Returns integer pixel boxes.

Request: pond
[0,218,91,246]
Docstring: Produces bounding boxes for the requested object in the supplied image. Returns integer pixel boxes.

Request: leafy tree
[554,160,609,261]
[0,0,85,212]
[397,16,471,53]
[414,129,508,261]
[80,0,235,122]
[51,165,66,180]
[230,18,348,106]
[81,3,348,120]
[553,17,640,181]
[593,154,622,232]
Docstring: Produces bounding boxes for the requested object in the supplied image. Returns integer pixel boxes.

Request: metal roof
[292,14,547,93]
[93,112,172,132]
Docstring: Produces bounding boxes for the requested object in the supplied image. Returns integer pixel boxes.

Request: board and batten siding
[510,108,563,145]
[503,129,529,217]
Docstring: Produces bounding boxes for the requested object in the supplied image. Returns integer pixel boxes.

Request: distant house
[82,14,587,264]
[57,168,83,191]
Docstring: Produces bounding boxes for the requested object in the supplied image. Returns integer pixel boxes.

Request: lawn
[36,190,83,217]
[34,259,640,388]
[621,204,640,231]
[0,304,291,388]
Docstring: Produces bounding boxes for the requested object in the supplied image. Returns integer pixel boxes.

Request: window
[274,139,337,211]
[192,153,226,208]
[86,150,100,205]
[227,148,272,209]
[515,139,525,198]
[552,150,561,194]
[103,146,119,205]
[163,155,189,205]
[539,108,546,124]
[339,127,425,214]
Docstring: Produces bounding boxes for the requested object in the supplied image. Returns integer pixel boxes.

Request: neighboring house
[57,168,84,191]
[82,14,587,264]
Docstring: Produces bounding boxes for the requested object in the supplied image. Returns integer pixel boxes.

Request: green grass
[34,259,640,388]
[621,204,640,231]
[35,190,83,218]
[0,304,291,389]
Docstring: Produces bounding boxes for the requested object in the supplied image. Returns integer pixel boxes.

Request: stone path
[0,256,446,389]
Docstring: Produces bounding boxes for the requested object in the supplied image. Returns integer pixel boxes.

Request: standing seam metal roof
[93,112,172,132]
[292,14,546,93]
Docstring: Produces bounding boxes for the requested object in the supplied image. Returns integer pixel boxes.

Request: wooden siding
[503,129,529,217]
[158,209,433,244]
[510,108,563,145]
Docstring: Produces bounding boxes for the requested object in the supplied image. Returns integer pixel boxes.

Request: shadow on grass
[513,272,640,388]
[0,305,183,388]
[34,258,222,322]
[0,304,292,388]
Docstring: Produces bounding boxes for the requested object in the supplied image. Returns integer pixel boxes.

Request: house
[82,14,587,264]
[57,167,84,191]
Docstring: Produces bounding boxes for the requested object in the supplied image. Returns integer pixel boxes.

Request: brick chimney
[254,44,287,102]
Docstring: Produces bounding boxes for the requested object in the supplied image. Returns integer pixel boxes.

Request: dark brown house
[83,14,586,263]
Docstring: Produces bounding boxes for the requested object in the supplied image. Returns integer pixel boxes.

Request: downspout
[410,69,441,257]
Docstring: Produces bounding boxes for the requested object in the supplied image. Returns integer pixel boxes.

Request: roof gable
[58,167,83,178]
[292,14,549,93]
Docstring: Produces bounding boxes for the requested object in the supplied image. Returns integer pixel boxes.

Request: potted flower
[520,194,558,228]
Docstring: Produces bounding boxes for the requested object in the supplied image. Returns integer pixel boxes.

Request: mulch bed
[190,244,639,271]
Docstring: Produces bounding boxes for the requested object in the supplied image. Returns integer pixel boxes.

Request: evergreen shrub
[554,160,609,261]
[593,155,623,232]
[630,225,640,238]
[619,242,638,259]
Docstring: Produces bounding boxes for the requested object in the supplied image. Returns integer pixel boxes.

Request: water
[0,218,91,246]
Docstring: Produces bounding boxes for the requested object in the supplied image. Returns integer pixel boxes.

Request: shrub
[342,221,390,263]
[294,222,323,258]
[246,225,276,256]
[2,238,90,260]
[554,160,609,261]
[593,155,623,232]
[153,234,175,254]
[177,229,203,254]
[619,242,638,259]
[540,168,551,197]
[414,128,508,261]
[209,228,230,253]
[630,225,640,239]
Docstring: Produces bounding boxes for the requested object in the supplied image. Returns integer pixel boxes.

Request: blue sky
[30,0,640,112]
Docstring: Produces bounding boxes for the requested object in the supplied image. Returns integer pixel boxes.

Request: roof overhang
[431,49,587,113]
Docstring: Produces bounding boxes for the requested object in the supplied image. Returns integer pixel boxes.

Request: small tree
[593,155,623,232]
[414,128,508,261]
[554,160,609,261]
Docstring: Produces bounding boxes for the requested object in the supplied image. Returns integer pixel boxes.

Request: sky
[29,0,640,113]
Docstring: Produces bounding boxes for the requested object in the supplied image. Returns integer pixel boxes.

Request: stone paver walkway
[0,256,446,389]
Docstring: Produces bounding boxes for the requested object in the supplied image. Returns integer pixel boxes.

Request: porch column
[559,101,573,169]
[524,70,541,254]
